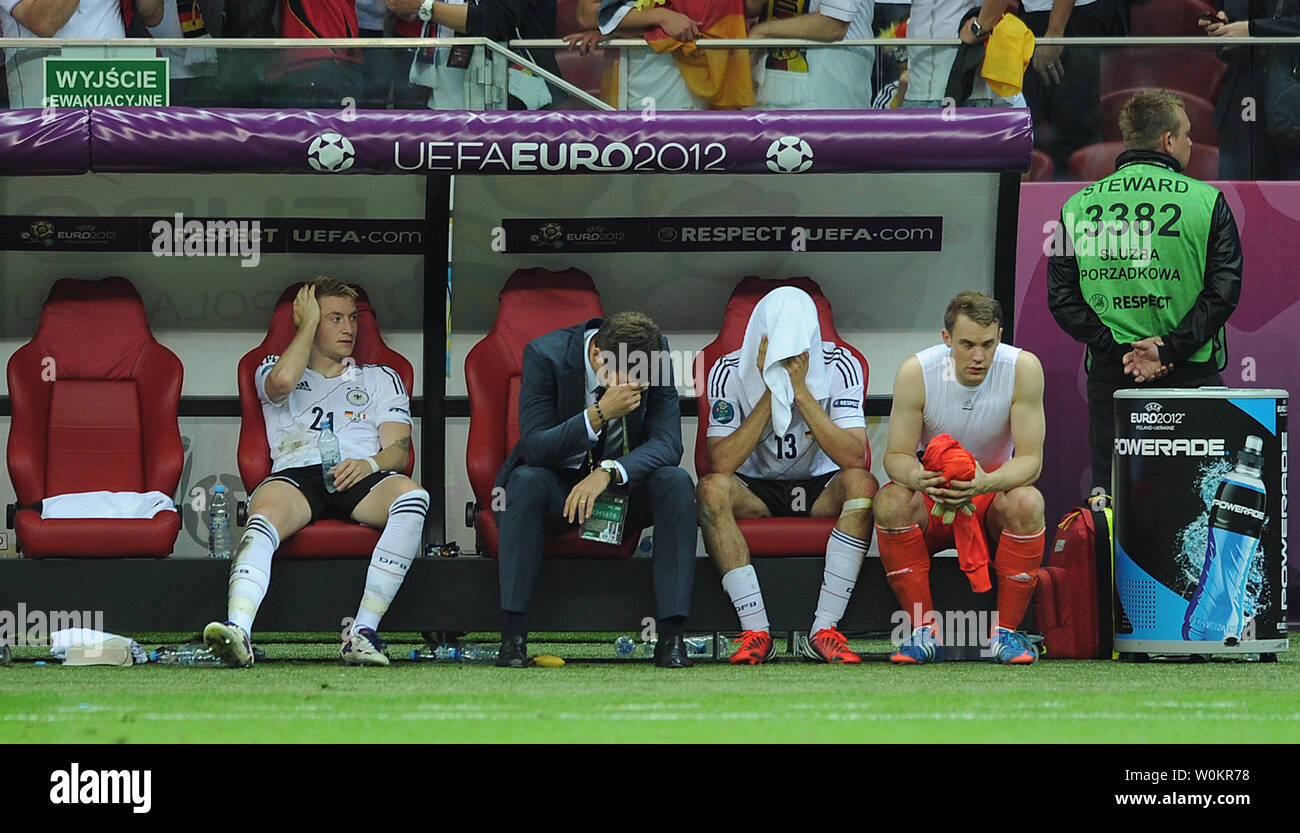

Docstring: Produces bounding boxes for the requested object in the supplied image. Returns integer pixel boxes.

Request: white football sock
[227,514,278,637]
[352,489,429,634]
[722,564,769,633]
[811,527,868,634]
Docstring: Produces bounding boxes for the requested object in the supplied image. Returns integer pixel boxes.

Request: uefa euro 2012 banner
[0,108,1032,177]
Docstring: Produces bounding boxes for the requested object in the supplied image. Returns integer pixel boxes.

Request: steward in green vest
[1047,89,1243,490]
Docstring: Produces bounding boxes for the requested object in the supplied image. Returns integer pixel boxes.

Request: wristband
[365,457,380,474]
[594,402,607,426]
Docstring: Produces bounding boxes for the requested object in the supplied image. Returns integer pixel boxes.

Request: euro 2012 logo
[531,222,564,249]
[21,220,55,247]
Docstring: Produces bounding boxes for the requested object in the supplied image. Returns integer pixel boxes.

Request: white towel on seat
[40,490,176,520]
[735,287,828,437]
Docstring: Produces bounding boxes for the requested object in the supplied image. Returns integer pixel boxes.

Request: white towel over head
[736,287,828,437]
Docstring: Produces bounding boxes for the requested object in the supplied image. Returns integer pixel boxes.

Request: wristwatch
[417,0,435,22]
[598,460,624,485]
[968,18,990,40]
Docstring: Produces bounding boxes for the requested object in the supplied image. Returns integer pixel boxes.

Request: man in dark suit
[494,312,697,668]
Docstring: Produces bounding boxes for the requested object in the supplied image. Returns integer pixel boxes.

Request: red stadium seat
[554,49,607,108]
[1029,148,1055,181]
[6,277,183,558]
[1099,47,1226,104]
[1129,0,1213,37]
[692,276,870,556]
[236,284,414,558]
[1183,144,1220,179]
[1067,140,1220,181]
[465,267,644,558]
[556,0,581,36]
[1100,88,1219,144]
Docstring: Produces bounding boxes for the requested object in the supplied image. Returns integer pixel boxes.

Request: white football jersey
[256,356,412,473]
[706,343,866,480]
[916,342,1021,470]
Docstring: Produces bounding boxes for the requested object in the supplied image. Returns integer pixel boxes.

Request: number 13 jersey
[706,343,866,480]
[255,355,412,473]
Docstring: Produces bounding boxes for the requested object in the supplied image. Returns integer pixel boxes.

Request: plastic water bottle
[459,644,500,664]
[409,643,499,664]
[684,636,713,658]
[149,645,223,666]
[614,636,656,658]
[208,485,232,559]
[409,643,460,662]
[318,415,341,494]
[1184,435,1268,644]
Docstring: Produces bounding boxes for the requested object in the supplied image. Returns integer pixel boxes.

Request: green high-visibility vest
[1061,161,1224,367]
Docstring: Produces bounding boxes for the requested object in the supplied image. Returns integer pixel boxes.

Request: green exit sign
[43,57,170,107]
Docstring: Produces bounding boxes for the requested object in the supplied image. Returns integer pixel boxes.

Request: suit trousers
[496,464,697,621]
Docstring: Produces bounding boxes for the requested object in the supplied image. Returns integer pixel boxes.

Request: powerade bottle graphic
[1183,435,1267,644]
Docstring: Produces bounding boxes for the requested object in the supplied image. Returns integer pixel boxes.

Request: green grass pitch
[3,635,1297,744]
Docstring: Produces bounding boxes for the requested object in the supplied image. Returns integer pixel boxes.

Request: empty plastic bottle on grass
[409,643,500,664]
[149,645,223,666]
[319,416,341,494]
[614,636,656,658]
[684,635,727,658]
[208,485,232,559]
[1184,435,1268,644]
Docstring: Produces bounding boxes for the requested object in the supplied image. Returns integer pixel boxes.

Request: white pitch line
[5,709,1300,724]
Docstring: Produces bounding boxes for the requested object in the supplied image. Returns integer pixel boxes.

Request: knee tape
[840,497,873,517]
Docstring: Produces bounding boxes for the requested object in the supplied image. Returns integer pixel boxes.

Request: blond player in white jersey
[203,278,429,668]
[697,309,878,665]
[875,290,1047,664]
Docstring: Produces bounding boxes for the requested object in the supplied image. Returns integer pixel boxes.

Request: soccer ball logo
[21,220,55,246]
[308,132,356,173]
[765,136,814,173]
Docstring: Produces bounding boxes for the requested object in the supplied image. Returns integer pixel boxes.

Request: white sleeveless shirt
[916,342,1021,470]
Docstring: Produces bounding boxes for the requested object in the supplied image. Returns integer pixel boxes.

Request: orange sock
[993,528,1045,631]
[877,524,937,631]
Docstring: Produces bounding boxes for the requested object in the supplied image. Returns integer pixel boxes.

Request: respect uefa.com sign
[43,58,169,107]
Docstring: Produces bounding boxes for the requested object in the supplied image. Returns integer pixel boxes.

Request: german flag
[178,0,208,37]
[641,0,753,109]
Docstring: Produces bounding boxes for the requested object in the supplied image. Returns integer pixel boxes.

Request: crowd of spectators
[1,0,1296,178]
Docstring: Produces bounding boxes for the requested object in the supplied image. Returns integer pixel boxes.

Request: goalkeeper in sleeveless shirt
[1048,89,1243,494]
[203,278,429,668]
[876,291,1047,664]
[698,289,878,664]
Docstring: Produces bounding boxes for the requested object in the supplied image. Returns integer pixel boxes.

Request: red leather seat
[236,284,414,558]
[6,277,183,558]
[1067,140,1220,181]
[1130,0,1213,37]
[692,276,871,556]
[1028,148,1055,181]
[465,267,643,558]
[1099,47,1226,105]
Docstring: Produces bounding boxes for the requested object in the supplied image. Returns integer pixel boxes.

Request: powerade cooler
[1112,389,1289,658]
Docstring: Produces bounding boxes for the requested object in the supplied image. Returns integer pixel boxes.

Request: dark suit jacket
[495,317,684,489]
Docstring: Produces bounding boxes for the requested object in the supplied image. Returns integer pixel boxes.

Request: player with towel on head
[697,287,878,664]
[875,290,1047,664]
